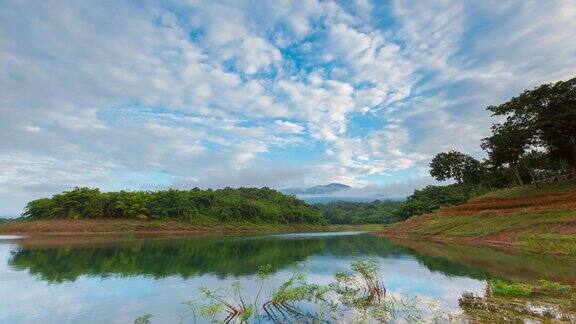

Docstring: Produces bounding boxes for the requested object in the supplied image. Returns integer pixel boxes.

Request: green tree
[481,121,532,191]
[429,150,482,197]
[487,77,576,175]
[23,198,55,219]
[19,187,327,225]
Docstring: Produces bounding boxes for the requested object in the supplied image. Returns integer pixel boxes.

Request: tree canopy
[316,200,402,224]
[429,150,483,197]
[22,187,326,225]
[487,77,576,174]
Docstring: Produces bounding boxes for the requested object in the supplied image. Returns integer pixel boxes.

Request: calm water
[0,231,575,323]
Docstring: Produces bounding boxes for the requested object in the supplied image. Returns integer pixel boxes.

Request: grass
[519,234,576,255]
[325,224,386,232]
[489,278,574,298]
[0,219,324,235]
[0,218,385,235]
[476,179,576,200]
[384,180,576,255]
[150,258,453,323]
[413,210,574,237]
[489,279,533,297]
[539,279,572,293]
[135,259,576,323]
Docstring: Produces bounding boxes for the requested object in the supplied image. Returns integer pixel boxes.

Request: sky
[1,0,576,215]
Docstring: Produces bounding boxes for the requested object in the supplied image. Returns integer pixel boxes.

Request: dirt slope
[383,180,576,255]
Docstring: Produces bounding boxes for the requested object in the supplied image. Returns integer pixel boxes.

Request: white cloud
[1,0,576,214]
[273,120,304,134]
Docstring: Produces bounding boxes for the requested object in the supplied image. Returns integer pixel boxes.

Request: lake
[0,231,575,323]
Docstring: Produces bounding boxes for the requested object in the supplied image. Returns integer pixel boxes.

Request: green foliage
[538,280,571,293]
[175,259,455,323]
[330,258,384,311]
[430,151,483,189]
[22,187,326,225]
[489,279,533,297]
[133,314,153,324]
[393,184,487,220]
[316,200,402,224]
[488,77,576,174]
[488,278,572,299]
[482,121,534,187]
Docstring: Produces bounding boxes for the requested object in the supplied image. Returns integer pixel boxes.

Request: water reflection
[5,232,495,283]
[0,232,574,323]
[10,232,576,284]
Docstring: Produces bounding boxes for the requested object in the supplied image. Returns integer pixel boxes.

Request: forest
[316,200,402,224]
[22,187,326,225]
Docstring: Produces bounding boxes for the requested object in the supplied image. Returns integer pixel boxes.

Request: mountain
[281,183,351,195]
[302,196,380,204]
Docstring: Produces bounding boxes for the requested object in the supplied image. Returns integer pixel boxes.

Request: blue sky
[1,0,576,214]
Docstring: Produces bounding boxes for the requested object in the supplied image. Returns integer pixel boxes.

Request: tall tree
[487,77,576,175]
[481,121,532,191]
[429,150,482,197]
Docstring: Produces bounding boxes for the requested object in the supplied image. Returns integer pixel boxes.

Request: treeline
[427,77,575,195]
[392,184,487,221]
[316,200,402,224]
[315,185,485,224]
[23,187,326,225]
[381,77,576,222]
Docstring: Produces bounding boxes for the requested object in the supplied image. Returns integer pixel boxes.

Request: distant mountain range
[301,196,380,204]
[280,183,405,204]
[281,183,351,195]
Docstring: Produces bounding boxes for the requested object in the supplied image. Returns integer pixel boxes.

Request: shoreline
[379,231,576,257]
[380,232,516,249]
[0,219,383,236]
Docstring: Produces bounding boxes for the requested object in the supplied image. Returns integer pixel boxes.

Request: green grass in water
[489,279,533,297]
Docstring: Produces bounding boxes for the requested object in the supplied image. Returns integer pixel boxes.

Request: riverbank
[0,219,383,236]
[381,180,576,256]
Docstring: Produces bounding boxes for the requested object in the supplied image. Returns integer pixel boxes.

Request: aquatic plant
[133,313,153,324]
[489,278,533,297]
[138,260,576,323]
[175,258,456,323]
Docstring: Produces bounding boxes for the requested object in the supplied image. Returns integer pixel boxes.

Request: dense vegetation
[386,77,576,221]
[22,187,326,225]
[316,200,402,224]
[429,77,575,194]
[392,184,488,221]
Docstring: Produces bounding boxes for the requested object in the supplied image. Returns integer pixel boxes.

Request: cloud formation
[1,0,576,214]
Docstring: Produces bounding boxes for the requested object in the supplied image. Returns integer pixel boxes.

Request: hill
[281,183,351,195]
[316,200,403,224]
[15,187,326,225]
[303,197,379,204]
[383,180,576,255]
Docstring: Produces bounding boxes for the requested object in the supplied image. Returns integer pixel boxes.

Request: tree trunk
[526,166,539,188]
[564,152,576,179]
[457,180,470,199]
[511,165,526,196]
[570,157,576,179]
